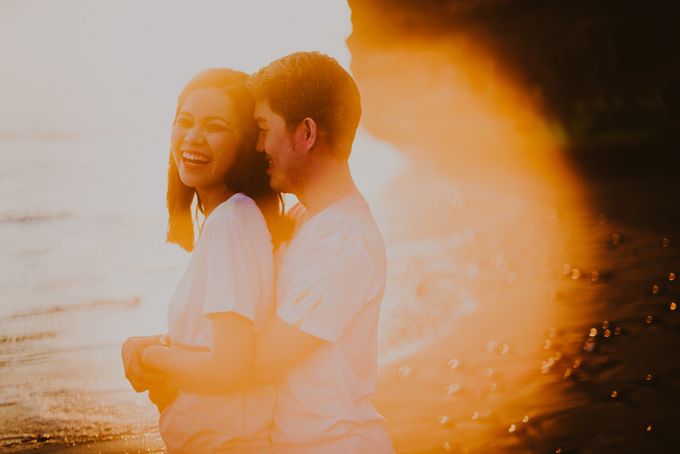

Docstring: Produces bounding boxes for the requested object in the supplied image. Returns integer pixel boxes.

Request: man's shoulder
[286,202,384,269]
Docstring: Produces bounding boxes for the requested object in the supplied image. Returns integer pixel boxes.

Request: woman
[121,68,284,453]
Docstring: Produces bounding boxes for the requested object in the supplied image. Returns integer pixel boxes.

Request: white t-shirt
[160,193,276,453]
[272,194,394,453]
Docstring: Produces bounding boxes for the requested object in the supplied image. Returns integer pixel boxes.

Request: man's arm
[141,313,254,394]
[252,314,326,385]
[250,236,375,384]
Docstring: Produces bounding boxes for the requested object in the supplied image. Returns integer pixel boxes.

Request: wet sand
[372,167,680,453]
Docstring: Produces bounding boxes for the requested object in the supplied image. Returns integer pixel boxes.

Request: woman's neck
[196,185,234,218]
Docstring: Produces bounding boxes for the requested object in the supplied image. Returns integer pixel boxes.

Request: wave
[5,297,141,320]
[0,332,57,344]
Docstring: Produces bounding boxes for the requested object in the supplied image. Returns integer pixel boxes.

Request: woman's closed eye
[175,117,193,128]
[206,122,227,133]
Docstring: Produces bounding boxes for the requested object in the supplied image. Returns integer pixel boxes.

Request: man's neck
[296,159,360,216]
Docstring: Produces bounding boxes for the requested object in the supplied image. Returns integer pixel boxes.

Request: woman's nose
[185,127,206,145]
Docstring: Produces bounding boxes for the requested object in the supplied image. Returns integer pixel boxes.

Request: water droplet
[544,339,552,349]
[583,338,597,352]
[500,343,510,354]
[448,358,460,369]
[652,285,660,295]
[471,411,480,420]
[589,328,598,337]
[670,302,677,311]
[541,357,556,373]
[610,390,618,398]
[398,366,412,377]
[485,340,497,352]
[591,271,600,282]
[645,373,653,382]
[669,272,676,282]
[602,320,610,329]
[646,424,653,432]
[508,424,516,433]
[612,233,621,245]
[571,268,581,280]
[555,449,562,454]
[443,440,453,452]
[604,329,612,338]
[522,415,530,423]
[573,358,582,368]
[444,383,461,395]
[439,415,452,426]
[484,368,494,378]
[563,368,573,378]
[662,238,670,248]
[614,326,622,335]
[645,315,654,324]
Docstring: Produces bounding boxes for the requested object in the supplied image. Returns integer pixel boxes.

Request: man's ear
[299,117,317,152]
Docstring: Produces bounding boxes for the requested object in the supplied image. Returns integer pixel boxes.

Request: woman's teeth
[182,152,211,165]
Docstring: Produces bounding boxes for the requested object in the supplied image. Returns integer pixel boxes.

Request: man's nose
[255,132,265,153]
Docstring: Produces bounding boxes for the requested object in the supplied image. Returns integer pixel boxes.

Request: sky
[0,0,353,133]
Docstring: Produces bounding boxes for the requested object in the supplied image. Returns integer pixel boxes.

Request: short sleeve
[194,201,271,322]
[276,233,380,342]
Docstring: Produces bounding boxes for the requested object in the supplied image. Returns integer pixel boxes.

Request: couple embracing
[121,51,394,453]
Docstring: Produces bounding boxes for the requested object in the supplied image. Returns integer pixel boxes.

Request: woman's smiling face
[171,88,241,192]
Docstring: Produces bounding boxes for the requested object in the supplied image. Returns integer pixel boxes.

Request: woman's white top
[160,193,275,453]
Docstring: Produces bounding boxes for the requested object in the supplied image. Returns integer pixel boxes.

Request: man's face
[254,100,303,193]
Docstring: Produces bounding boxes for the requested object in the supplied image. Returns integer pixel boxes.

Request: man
[249,51,394,453]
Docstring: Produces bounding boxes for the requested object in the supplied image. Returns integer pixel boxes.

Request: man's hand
[121,335,165,392]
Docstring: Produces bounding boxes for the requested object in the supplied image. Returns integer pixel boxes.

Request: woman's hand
[140,343,171,372]
[121,335,165,392]
[148,378,179,413]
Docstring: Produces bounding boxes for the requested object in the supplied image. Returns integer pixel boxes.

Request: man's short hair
[249,51,361,159]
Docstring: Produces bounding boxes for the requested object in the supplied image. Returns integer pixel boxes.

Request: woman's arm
[141,312,254,394]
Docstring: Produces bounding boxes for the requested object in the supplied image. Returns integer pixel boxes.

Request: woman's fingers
[148,382,178,413]
[122,337,163,392]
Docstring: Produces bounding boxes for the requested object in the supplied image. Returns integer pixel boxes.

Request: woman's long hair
[166,68,287,252]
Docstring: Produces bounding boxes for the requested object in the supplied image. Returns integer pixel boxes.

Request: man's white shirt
[272,194,394,452]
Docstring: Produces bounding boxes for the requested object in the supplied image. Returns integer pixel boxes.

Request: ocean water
[0,130,595,452]
[0,132,186,450]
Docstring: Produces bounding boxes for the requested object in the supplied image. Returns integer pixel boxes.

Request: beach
[3,131,678,453]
